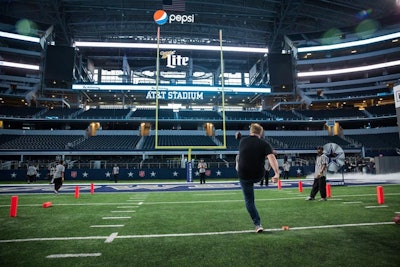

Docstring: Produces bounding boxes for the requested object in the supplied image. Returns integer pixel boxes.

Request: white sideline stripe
[46,253,101,258]
[118,222,395,239]
[365,205,388,208]
[342,201,363,204]
[0,221,394,244]
[111,210,136,213]
[287,222,393,230]
[0,236,107,243]
[90,225,124,228]
[105,232,118,243]
[102,217,131,219]
[117,206,138,208]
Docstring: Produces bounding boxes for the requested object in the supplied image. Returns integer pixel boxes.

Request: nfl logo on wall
[71,171,77,178]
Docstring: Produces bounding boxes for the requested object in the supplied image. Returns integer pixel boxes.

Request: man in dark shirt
[237,123,280,233]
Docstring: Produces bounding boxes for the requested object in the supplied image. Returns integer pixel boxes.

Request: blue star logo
[325,143,345,171]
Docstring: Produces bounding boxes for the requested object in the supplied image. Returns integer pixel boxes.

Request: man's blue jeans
[240,178,262,226]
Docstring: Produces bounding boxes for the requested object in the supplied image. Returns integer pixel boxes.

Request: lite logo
[160,50,189,68]
[153,10,195,25]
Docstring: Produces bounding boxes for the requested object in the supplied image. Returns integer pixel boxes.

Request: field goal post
[154,28,227,181]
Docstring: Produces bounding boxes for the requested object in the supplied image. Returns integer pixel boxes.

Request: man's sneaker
[54,190,58,194]
[255,225,264,233]
[306,196,314,200]
[319,198,327,201]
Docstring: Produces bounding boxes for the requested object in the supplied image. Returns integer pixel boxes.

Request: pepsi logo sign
[153,10,195,25]
[154,10,168,25]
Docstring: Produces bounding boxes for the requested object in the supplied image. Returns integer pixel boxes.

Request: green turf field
[1,184,399,267]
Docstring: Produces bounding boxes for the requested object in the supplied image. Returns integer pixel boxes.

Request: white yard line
[104,232,118,243]
[46,253,101,258]
[0,221,394,244]
[90,225,125,228]
[365,205,388,208]
[102,217,131,219]
[110,210,136,213]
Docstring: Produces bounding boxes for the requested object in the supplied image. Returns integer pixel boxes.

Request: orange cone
[42,202,53,208]
[277,179,282,190]
[10,195,18,217]
[298,181,303,192]
[326,183,332,198]
[377,186,384,204]
[90,183,94,194]
[75,186,80,198]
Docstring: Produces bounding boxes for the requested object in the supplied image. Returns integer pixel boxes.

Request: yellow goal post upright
[154,27,227,181]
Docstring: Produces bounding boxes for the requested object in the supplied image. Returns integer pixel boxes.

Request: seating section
[365,105,396,117]
[269,135,352,149]
[0,132,397,152]
[0,106,44,118]
[311,87,392,100]
[140,135,217,150]
[0,135,82,150]
[157,109,175,119]
[347,133,399,149]
[265,110,301,120]
[141,136,156,150]
[225,111,269,120]
[74,135,141,150]
[40,108,82,119]
[77,108,130,119]
[130,108,176,119]
[130,109,156,118]
[0,134,19,146]
[156,135,217,147]
[0,105,393,121]
[215,135,240,150]
[296,109,367,120]
[177,110,221,120]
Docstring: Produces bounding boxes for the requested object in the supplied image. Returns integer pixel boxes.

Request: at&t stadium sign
[146,90,203,100]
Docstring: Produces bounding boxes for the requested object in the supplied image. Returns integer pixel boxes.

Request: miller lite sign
[160,50,189,68]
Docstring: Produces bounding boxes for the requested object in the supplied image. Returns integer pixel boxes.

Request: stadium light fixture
[297,32,400,53]
[74,41,269,53]
[0,31,40,43]
[297,59,400,77]
[0,60,40,70]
